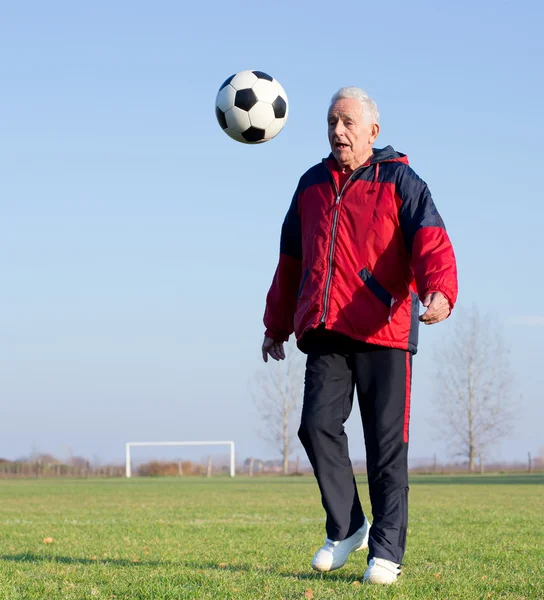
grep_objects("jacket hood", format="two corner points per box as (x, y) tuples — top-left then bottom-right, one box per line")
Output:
(369, 145), (408, 164)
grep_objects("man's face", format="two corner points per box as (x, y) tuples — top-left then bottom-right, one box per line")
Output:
(327, 98), (379, 172)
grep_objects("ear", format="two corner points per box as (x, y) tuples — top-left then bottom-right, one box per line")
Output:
(369, 123), (380, 143)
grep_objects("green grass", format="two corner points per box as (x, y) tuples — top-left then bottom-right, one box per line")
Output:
(0, 474), (543, 599)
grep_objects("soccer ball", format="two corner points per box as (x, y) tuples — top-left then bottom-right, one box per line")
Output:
(215, 70), (288, 144)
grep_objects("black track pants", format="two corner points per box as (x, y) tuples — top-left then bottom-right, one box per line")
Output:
(298, 331), (412, 564)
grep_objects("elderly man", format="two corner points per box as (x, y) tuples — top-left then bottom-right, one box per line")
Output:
(262, 87), (458, 584)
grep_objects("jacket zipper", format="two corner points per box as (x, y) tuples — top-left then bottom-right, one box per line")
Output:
(320, 162), (366, 324)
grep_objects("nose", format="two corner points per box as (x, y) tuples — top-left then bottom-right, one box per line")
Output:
(333, 120), (346, 137)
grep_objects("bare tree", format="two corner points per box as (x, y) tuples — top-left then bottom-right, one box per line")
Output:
(434, 306), (515, 471)
(252, 340), (305, 475)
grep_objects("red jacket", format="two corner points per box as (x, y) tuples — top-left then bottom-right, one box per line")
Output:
(264, 146), (458, 354)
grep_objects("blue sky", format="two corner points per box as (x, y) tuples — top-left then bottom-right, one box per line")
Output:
(1, 1), (543, 466)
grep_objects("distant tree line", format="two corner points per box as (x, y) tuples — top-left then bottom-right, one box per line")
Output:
(0, 455), (124, 478)
(0, 451), (542, 479)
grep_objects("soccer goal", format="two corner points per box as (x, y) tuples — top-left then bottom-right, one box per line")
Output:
(125, 440), (236, 478)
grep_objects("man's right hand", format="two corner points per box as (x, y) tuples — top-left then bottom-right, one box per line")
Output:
(261, 336), (286, 363)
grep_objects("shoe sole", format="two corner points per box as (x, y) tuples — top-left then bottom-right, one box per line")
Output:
(363, 568), (401, 584)
(364, 576), (398, 585)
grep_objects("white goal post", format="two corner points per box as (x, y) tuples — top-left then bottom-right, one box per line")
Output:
(125, 441), (235, 478)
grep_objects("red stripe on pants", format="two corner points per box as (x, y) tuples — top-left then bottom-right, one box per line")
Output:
(403, 353), (411, 443)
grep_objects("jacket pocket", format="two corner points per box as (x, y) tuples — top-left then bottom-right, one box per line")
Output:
(297, 268), (310, 300)
(358, 267), (395, 309)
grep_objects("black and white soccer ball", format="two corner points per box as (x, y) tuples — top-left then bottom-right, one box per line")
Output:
(215, 70), (288, 144)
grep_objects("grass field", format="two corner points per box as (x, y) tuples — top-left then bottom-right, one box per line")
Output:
(0, 474), (543, 599)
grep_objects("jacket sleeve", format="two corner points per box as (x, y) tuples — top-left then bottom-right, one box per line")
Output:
(397, 166), (458, 309)
(263, 185), (303, 342)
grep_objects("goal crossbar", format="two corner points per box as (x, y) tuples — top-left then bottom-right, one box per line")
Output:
(125, 441), (235, 478)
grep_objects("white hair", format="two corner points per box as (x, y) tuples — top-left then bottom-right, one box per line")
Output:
(329, 87), (380, 124)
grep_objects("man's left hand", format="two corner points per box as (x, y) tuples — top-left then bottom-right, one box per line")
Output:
(419, 291), (450, 325)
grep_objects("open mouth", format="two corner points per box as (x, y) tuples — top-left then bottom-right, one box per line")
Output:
(335, 142), (349, 150)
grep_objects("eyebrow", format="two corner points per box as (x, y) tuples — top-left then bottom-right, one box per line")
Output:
(327, 111), (358, 121)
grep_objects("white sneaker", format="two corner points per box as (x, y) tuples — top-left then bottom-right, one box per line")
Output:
(311, 518), (370, 572)
(363, 557), (401, 584)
